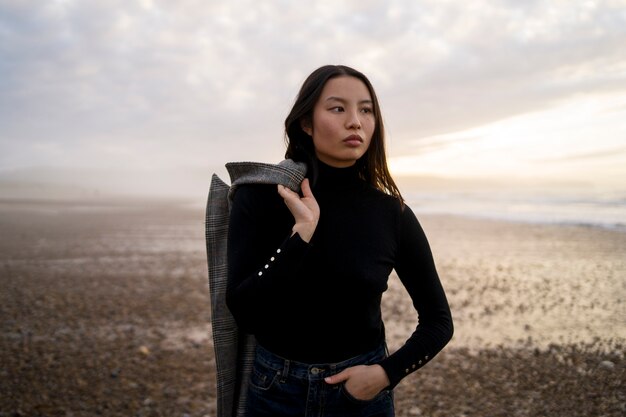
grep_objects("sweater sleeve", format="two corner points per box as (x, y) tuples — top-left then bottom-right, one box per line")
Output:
(378, 206), (453, 388)
(225, 184), (311, 333)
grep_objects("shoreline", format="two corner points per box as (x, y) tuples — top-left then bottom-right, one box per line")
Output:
(414, 209), (626, 233)
(2, 195), (625, 233)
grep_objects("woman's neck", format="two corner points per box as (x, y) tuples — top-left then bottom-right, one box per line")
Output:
(314, 159), (360, 190)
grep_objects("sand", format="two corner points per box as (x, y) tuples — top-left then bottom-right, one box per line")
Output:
(0, 199), (624, 417)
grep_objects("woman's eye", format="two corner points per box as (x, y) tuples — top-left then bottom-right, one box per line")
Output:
(330, 106), (344, 112)
(361, 107), (373, 114)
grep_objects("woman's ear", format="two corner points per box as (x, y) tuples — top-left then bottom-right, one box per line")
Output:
(300, 118), (313, 136)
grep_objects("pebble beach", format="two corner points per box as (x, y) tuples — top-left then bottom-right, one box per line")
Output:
(1, 199), (624, 416)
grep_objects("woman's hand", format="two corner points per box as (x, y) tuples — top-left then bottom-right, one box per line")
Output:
(277, 178), (320, 243)
(324, 364), (390, 401)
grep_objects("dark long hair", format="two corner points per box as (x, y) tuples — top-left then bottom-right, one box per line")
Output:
(284, 65), (403, 203)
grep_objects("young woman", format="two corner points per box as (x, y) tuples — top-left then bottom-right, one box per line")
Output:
(226, 65), (453, 417)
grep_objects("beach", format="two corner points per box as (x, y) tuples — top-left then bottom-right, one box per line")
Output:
(1, 199), (624, 417)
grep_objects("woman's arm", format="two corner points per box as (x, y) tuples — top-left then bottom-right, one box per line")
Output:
(379, 205), (454, 388)
(225, 182), (314, 332)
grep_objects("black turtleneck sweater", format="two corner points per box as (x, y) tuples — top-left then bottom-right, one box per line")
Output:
(226, 162), (453, 388)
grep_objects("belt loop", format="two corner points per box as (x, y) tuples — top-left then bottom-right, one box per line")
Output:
(280, 359), (289, 383)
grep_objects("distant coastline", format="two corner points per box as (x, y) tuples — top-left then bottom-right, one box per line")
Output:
(2, 165), (624, 232)
(405, 188), (626, 232)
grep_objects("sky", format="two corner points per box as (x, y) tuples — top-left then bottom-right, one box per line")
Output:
(1, 0), (625, 199)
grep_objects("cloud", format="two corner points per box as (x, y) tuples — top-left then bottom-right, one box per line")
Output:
(390, 90), (626, 189)
(535, 145), (626, 162)
(1, 0), (625, 197)
(380, 0), (626, 144)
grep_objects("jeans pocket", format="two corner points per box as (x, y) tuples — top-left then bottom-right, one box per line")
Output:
(339, 383), (390, 405)
(249, 361), (280, 391)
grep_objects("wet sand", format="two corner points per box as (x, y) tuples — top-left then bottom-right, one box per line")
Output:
(1, 199), (624, 416)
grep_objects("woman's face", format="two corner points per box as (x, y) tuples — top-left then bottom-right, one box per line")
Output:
(302, 76), (375, 168)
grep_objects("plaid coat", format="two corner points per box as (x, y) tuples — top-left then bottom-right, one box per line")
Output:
(205, 160), (307, 417)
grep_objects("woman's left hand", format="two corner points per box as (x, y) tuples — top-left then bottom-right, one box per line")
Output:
(324, 364), (390, 401)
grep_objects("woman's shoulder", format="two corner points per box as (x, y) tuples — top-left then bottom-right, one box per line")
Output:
(231, 183), (284, 211)
(363, 182), (404, 209)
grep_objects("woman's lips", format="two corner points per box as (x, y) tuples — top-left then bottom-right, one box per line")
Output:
(343, 135), (363, 147)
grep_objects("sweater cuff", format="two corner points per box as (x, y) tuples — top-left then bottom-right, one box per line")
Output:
(378, 345), (432, 389)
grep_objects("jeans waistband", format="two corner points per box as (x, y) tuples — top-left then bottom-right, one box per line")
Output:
(254, 343), (387, 381)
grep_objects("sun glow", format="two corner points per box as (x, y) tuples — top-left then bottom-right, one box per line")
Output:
(390, 93), (626, 188)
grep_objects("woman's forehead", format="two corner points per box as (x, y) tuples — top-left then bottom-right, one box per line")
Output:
(319, 76), (372, 102)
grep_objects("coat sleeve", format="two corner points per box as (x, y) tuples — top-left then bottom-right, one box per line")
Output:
(378, 205), (453, 388)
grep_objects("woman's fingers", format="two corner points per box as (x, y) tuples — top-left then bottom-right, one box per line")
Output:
(276, 184), (293, 198)
(277, 180), (316, 210)
(300, 178), (313, 198)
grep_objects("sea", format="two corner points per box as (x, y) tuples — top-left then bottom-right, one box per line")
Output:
(3, 185), (624, 233)
(403, 188), (626, 232)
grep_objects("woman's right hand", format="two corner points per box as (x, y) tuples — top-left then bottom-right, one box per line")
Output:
(277, 178), (320, 243)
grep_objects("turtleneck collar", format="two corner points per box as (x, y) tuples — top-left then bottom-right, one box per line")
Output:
(313, 160), (361, 191)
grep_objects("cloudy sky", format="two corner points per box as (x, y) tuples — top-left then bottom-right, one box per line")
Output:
(1, 0), (625, 199)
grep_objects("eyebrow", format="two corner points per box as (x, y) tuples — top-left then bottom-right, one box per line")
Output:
(324, 96), (373, 105)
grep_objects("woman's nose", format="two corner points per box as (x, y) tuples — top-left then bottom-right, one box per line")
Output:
(346, 111), (361, 129)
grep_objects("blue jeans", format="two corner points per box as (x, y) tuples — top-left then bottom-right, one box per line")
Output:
(245, 343), (395, 417)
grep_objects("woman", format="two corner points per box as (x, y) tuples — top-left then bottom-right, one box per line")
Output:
(226, 65), (453, 417)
